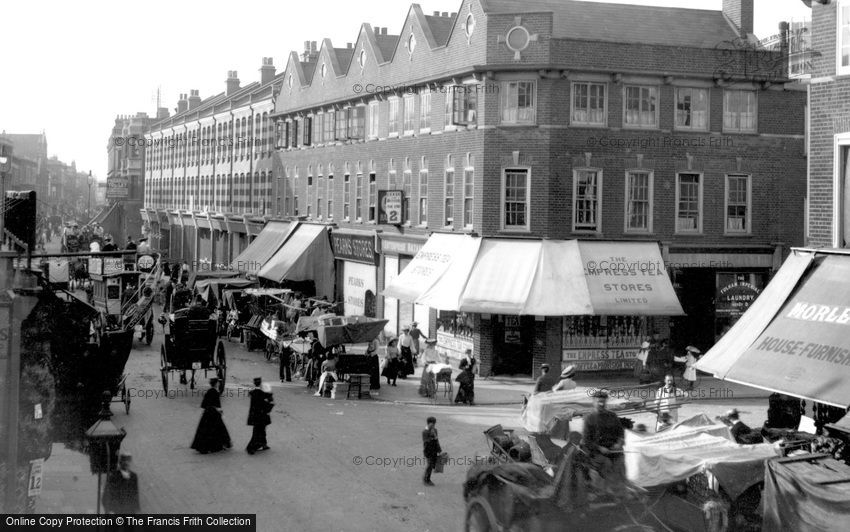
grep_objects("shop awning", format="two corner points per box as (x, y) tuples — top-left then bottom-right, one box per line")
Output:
(384, 236), (683, 315)
(382, 233), (482, 309)
(695, 250), (850, 408)
(90, 203), (116, 225)
(230, 220), (295, 276)
(257, 224), (334, 299)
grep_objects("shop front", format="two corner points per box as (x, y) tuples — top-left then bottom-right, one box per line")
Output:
(666, 248), (778, 352)
(331, 230), (378, 317)
(384, 235), (684, 375)
(696, 248), (850, 411)
(380, 234), (432, 339)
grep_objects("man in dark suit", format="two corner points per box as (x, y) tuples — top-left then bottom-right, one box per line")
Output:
(422, 416), (442, 486)
(102, 451), (140, 514)
(582, 390), (626, 492)
(246, 378), (273, 454)
(532, 364), (555, 394)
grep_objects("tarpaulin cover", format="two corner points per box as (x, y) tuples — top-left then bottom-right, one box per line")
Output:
(699, 252), (850, 408)
(258, 224), (334, 300)
(762, 456), (850, 532)
(295, 315), (388, 346)
(231, 220), (295, 276)
(624, 419), (775, 495)
(187, 270), (241, 290)
(194, 278), (255, 303)
(520, 389), (629, 433)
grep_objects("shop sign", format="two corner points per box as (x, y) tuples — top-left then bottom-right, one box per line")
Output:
(28, 459), (44, 496)
(378, 190), (403, 225)
(137, 254), (155, 272)
(106, 176), (129, 198)
(343, 261), (377, 316)
(437, 331), (474, 361)
(331, 233), (377, 265)
(88, 257), (124, 275)
(562, 349), (640, 362)
(381, 237), (424, 257)
(569, 360), (634, 371)
(716, 276), (762, 316)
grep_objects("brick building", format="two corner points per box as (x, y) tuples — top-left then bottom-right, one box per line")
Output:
(102, 112), (153, 243)
(141, 58), (282, 267)
(805, 0), (850, 249)
(263, 0), (807, 377)
(0, 132), (48, 208)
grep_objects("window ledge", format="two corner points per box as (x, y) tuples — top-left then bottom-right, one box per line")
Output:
(622, 125), (660, 131)
(674, 231), (704, 236)
(569, 123), (608, 129)
(498, 123), (537, 128)
(499, 228), (531, 234)
(723, 232), (754, 237)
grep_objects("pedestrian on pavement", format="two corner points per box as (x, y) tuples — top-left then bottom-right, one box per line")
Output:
(409, 321), (423, 357)
(279, 343), (294, 383)
(398, 326), (415, 378)
(532, 364), (554, 395)
(656, 374), (684, 430)
(674, 346), (700, 391)
(422, 416), (442, 486)
(191, 378), (232, 454)
(381, 338), (400, 386)
(634, 341), (651, 381)
(461, 348), (477, 376)
(247, 378), (273, 454)
(366, 336), (381, 391)
(102, 451), (140, 514)
(454, 361), (475, 405)
(552, 365), (578, 392)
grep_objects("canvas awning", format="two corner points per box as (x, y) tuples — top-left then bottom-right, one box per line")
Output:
(382, 233), (481, 309)
(695, 249), (850, 408)
(384, 235), (683, 316)
(230, 220), (296, 276)
(194, 278), (255, 303)
(257, 224), (334, 300)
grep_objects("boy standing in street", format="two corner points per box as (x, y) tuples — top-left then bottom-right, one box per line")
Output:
(422, 416), (442, 486)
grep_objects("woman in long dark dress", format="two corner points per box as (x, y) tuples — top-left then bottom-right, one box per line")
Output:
(454, 360), (475, 405)
(381, 339), (400, 386)
(366, 337), (381, 391)
(191, 378), (232, 454)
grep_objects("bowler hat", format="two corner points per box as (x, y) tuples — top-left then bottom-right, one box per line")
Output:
(540, 364), (550, 371)
(253, 377), (262, 386)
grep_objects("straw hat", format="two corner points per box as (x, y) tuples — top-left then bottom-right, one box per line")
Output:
(560, 365), (576, 379)
(686, 346), (701, 354)
(640, 341), (651, 349)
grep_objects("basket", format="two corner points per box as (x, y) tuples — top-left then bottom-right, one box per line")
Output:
(435, 452), (449, 473)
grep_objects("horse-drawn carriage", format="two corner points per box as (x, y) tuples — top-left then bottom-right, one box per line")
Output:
(160, 312), (227, 393)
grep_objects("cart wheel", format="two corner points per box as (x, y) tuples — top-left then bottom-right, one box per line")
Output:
(465, 501), (494, 532)
(145, 321), (154, 345)
(123, 384), (131, 414)
(216, 340), (227, 392)
(160, 345), (169, 394)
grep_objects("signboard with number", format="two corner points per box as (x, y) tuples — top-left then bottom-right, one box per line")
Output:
(378, 190), (403, 225)
(28, 459), (44, 496)
(137, 254), (155, 272)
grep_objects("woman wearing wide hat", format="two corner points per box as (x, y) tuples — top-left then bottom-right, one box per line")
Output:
(552, 365), (577, 392)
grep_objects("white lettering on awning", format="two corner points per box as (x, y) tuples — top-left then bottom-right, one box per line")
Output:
(786, 302), (850, 324)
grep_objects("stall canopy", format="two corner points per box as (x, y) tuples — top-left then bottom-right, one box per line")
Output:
(257, 224), (334, 300)
(230, 220), (295, 276)
(194, 278), (255, 304)
(383, 235), (683, 316)
(695, 250), (850, 408)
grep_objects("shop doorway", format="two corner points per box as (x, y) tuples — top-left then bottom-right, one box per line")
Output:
(492, 315), (535, 376)
(670, 268), (716, 353)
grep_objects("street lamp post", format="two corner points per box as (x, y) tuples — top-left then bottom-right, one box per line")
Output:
(87, 171), (94, 222)
(84, 391), (126, 515)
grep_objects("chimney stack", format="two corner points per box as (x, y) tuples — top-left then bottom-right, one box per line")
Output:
(382, 27), (387, 35)
(347, 42), (353, 49)
(433, 11), (439, 16)
(188, 89), (201, 110)
(176, 93), (188, 114)
(260, 57), (276, 85)
(226, 71), (240, 95)
(374, 26), (381, 37)
(156, 107), (170, 120)
(441, 12), (448, 17)
(722, 0), (754, 38)
(311, 41), (317, 53)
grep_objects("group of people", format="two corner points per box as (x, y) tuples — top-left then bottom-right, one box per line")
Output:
(633, 338), (702, 391)
(190, 376), (275, 456)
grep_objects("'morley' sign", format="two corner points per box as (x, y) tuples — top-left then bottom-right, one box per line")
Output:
(331, 233), (376, 265)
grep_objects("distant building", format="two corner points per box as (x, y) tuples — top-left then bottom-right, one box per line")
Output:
(142, 58), (282, 263)
(0, 132), (48, 204)
(101, 112), (154, 243)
